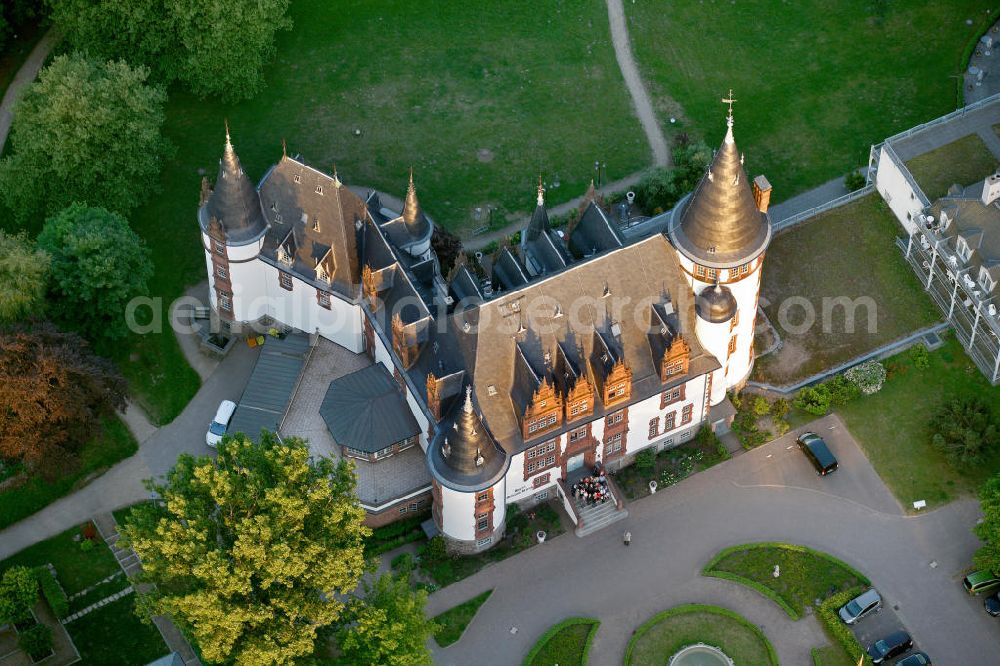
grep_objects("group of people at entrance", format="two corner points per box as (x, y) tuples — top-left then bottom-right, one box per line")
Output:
(571, 465), (610, 505)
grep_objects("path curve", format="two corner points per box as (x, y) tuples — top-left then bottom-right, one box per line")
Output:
(606, 0), (670, 167)
(0, 28), (59, 151)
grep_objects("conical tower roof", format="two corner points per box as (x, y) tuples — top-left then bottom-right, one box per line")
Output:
(204, 125), (267, 244)
(670, 111), (769, 267)
(401, 169), (431, 240)
(524, 176), (550, 244)
(427, 385), (509, 491)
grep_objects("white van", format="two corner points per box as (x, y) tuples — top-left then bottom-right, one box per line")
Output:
(206, 400), (237, 447)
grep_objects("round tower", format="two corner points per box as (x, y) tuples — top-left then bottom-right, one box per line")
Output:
(668, 101), (772, 401)
(426, 386), (510, 554)
(197, 125), (268, 320)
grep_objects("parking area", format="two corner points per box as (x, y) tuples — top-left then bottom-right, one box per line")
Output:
(848, 595), (923, 663)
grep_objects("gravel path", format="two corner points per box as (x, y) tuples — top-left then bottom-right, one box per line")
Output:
(0, 28), (59, 151)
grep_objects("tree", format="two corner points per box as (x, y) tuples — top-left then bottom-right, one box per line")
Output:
(120, 432), (370, 665)
(0, 232), (49, 323)
(0, 53), (169, 223)
(47, 0), (292, 102)
(431, 226), (464, 276)
(37, 204), (152, 342)
(0, 322), (126, 477)
(0, 566), (38, 625)
(793, 385), (831, 416)
(336, 573), (436, 666)
(930, 396), (999, 465)
(975, 474), (1000, 573)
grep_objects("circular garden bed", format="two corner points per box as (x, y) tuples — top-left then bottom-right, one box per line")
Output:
(624, 604), (777, 666)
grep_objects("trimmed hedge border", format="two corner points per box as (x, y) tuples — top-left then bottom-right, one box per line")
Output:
(817, 586), (873, 666)
(34, 566), (68, 619)
(702, 542), (870, 620)
(623, 604), (778, 666)
(521, 616), (599, 666)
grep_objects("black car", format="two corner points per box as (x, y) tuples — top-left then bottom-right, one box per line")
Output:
(797, 432), (838, 475)
(895, 653), (931, 666)
(986, 592), (1000, 617)
(867, 630), (912, 664)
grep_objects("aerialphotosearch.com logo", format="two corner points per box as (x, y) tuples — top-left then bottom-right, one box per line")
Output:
(763, 294), (878, 335)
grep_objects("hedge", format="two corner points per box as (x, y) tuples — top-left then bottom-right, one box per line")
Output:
(521, 616), (599, 666)
(34, 567), (68, 619)
(364, 510), (431, 558)
(623, 604), (779, 666)
(701, 542), (870, 620)
(816, 586), (873, 666)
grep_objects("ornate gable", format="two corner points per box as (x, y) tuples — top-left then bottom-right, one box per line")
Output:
(521, 377), (564, 440)
(564, 372), (594, 421)
(602, 358), (632, 407)
(661, 334), (690, 381)
(391, 313), (422, 369)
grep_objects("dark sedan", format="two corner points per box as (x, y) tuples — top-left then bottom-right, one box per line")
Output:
(866, 630), (912, 664)
(895, 652), (931, 666)
(986, 592), (1000, 617)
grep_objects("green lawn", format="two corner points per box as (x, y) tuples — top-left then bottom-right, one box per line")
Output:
(523, 618), (599, 666)
(625, 604), (778, 666)
(627, 0), (986, 200)
(754, 194), (940, 385)
(432, 589), (492, 647)
(906, 133), (998, 201)
(0, 416), (137, 529)
(813, 643), (856, 666)
(66, 595), (169, 665)
(837, 334), (1000, 508)
(702, 542), (869, 620)
(0, 525), (120, 598)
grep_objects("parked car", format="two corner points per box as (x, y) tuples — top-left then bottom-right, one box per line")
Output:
(838, 588), (881, 625)
(985, 592), (1000, 617)
(206, 400), (237, 447)
(866, 630), (912, 664)
(895, 652), (931, 666)
(796, 432), (838, 475)
(963, 570), (1000, 596)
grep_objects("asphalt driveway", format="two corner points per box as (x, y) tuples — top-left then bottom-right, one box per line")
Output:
(426, 414), (998, 666)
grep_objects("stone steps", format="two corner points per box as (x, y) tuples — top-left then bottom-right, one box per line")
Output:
(571, 487), (629, 537)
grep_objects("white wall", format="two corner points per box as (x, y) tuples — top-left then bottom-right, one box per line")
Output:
(875, 145), (924, 235)
(440, 477), (506, 543)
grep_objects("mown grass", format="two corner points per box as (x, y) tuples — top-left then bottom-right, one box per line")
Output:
(813, 643), (856, 666)
(626, 0), (987, 200)
(754, 194), (940, 385)
(66, 595), (168, 665)
(837, 333), (1000, 507)
(523, 618), (599, 666)
(0, 524), (120, 597)
(906, 133), (998, 200)
(0, 416), (138, 529)
(432, 589), (492, 647)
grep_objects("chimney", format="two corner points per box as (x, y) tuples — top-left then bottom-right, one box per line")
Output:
(981, 171), (1000, 207)
(752, 175), (772, 213)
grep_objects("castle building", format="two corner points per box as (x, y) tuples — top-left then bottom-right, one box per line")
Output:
(198, 109), (772, 552)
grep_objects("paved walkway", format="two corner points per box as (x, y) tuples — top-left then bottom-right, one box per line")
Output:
(0, 28), (58, 150)
(889, 96), (1000, 161)
(427, 414), (997, 665)
(965, 19), (1000, 104)
(606, 0), (669, 167)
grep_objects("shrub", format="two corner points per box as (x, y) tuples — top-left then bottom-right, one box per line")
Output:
(34, 568), (68, 620)
(17, 623), (52, 659)
(694, 426), (729, 462)
(817, 587), (873, 665)
(419, 536), (449, 564)
(750, 395), (771, 417)
(844, 360), (886, 395)
(825, 375), (861, 406)
(844, 169), (866, 192)
(79, 539), (95, 552)
(81, 521), (97, 540)
(908, 344), (930, 370)
(930, 397), (999, 464)
(0, 566), (38, 625)
(390, 552), (415, 578)
(771, 399), (790, 420)
(794, 385), (831, 416)
(634, 449), (656, 475)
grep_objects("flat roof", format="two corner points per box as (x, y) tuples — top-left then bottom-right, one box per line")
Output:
(228, 332), (312, 441)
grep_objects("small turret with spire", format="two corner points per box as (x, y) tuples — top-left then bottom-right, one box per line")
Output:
(428, 384), (508, 489)
(402, 168), (430, 239)
(200, 122), (267, 244)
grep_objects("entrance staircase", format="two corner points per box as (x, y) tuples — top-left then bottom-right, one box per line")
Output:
(563, 476), (629, 537)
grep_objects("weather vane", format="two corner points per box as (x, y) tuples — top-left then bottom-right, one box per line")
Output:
(721, 89), (737, 119)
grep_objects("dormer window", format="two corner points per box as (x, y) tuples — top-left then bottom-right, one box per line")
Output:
(957, 237), (972, 262)
(980, 267), (995, 293)
(277, 245), (293, 265)
(293, 174), (301, 184)
(312, 217), (320, 232)
(315, 185), (324, 195)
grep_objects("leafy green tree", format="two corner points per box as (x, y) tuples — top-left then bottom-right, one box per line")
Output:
(120, 432), (370, 666)
(930, 397), (999, 465)
(750, 395), (771, 417)
(37, 204), (152, 342)
(336, 573), (436, 666)
(47, 0), (292, 102)
(824, 375), (861, 406)
(975, 474), (1000, 573)
(0, 566), (38, 625)
(793, 385), (831, 416)
(0, 232), (49, 323)
(0, 53), (168, 224)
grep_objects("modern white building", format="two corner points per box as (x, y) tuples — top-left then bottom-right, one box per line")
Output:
(198, 111), (772, 551)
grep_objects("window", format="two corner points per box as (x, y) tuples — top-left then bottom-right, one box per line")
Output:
(534, 490), (549, 501)
(293, 174), (302, 184)
(279, 272), (293, 291)
(476, 491), (490, 502)
(731, 310), (740, 330)
(663, 360), (685, 378)
(476, 514), (489, 532)
(728, 336), (737, 355)
(681, 404), (693, 425)
(533, 473), (551, 488)
(526, 455), (556, 474)
(215, 264), (228, 280)
(569, 400), (589, 417)
(980, 267), (995, 292)
(607, 383), (626, 400)
(605, 432), (623, 455)
(664, 412), (676, 431)
(408, 502), (419, 511)
(219, 293), (232, 311)
(648, 417), (660, 439)
(957, 236), (972, 262)
(398, 506), (408, 514)
(694, 264), (718, 280)
(344, 446), (368, 459)
(374, 445), (393, 459)
(527, 413), (557, 434)
(526, 440), (556, 459)
(606, 410), (623, 427)
(213, 240), (225, 255)
(476, 536), (493, 547)
(317, 290), (331, 309)
(397, 435), (417, 451)
(315, 185), (324, 195)
(568, 426), (588, 443)
(660, 385), (685, 409)
(730, 263), (750, 280)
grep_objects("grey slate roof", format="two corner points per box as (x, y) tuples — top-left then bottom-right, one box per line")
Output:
(199, 133), (268, 245)
(352, 445), (432, 507)
(929, 184), (1000, 295)
(427, 386), (510, 492)
(568, 201), (624, 259)
(228, 333), (312, 441)
(320, 364), (421, 453)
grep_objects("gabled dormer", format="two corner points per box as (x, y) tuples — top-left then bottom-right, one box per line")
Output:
(512, 343), (563, 440)
(590, 329), (632, 407)
(555, 341), (593, 421)
(661, 334), (691, 382)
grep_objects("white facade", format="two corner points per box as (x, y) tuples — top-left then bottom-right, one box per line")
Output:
(873, 144), (927, 235)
